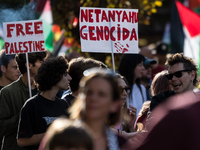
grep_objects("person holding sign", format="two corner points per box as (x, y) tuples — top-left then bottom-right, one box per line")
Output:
(0, 51), (47, 150)
(118, 54), (147, 117)
(17, 57), (71, 150)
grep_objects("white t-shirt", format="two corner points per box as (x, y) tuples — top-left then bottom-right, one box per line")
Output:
(127, 83), (147, 117)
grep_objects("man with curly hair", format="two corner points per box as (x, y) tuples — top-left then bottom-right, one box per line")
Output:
(0, 51), (48, 150)
(149, 53), (198, 112)
(17, 56), (71, 150)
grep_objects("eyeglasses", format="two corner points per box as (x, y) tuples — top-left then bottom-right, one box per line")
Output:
(119, 86), (131, 94)
(165, 70), (191, 80)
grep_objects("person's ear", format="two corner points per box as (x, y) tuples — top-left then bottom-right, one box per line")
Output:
(190, 70), (196, 81)
(25, 62), (33, 70)
(1, 65), (6, 73)
(110, 100), (121, 113)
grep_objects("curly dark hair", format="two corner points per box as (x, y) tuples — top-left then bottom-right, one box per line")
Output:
(68, 57), (107, 92)
(15, 51), (48, 74)
(165, 53), (198, 86)
(35, 56), (69, 91)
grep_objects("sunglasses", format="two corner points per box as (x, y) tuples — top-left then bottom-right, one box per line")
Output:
(165, 70), (191, 80)
(119, 86), (131, 94)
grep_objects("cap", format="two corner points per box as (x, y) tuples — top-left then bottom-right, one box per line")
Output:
(144, 57), (157, 65)
(156, 43), (169, 55)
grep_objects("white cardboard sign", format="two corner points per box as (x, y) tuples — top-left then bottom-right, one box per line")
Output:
(80, 7), (138, 53)
(3, 20), (45, 54)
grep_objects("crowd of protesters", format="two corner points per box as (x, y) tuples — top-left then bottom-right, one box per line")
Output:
(0, 41), (200, 150)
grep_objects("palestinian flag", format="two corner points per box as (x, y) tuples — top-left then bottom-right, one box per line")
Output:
(0, 37), (4, 50)
(38, 0), (53, 52)
(171, 1), (200, 71)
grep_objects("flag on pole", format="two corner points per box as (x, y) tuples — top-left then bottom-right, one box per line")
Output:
(173, 0), (200, 71)
(38, 0), (53, 52)
(0, 37), (4, 50)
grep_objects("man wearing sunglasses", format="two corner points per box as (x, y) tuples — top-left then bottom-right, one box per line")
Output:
(149, 53), (197, 112)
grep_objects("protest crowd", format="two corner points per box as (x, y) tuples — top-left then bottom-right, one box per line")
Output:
(1, 1), (200, 150)
(1, 41), (200, 150)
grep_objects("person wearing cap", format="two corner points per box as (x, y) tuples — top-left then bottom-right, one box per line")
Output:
(152, 42), (168, 78)
(141, 57), (157, 100)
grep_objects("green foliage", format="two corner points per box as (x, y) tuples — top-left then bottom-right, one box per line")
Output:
(51, 0), (163, 41)
(51, 0), (163, 68)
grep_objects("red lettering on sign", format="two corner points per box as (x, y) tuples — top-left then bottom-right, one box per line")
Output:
(14, 42), (19, 53)
(130, 28), (137, 41)
(28, 41), (33, 52)
(116, 11), (122, 22)
(122, 11), (129, 22)
(95, 9), (101, 22)
(7, 24), (15, 37)
(108, 10), (115, 22)
(18, 42), (23, 53)
(40, 41), (45, 51)
(122, 28), (129, 40)
(135, 12), (138, 23)
(23, 42), (28, 53)
(80, 25), (87, 40)
(81, 9), (88, 22)
(5, 42), (10, 53)
(16, 24), (25, 37)
(25, 22), (33, 35)
(89, 9), (94, 22)
(101, 10), (108, 22)
(110, 27), (115, 41)
(89, 26), (96, 41)
(117, 24), (121, 41)
(129, 12), (138, 23)
(129, 12), (134, 23)
(10, 43), (14, 54)
(34, 22), (43, 34)
(104, 26), (109, 41)
(96, 26), (104, 41)
(35, 41), (41, 51)
(33, 41), (35, 51)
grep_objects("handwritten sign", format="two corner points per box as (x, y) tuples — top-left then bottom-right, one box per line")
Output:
(80, 7), (138, 54)
(3, 20), (45, 54)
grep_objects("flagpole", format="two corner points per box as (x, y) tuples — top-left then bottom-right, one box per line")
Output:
(109, 20), (115, 73)
(111, 52), (115, 73)
(26, 53), (32, 98)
